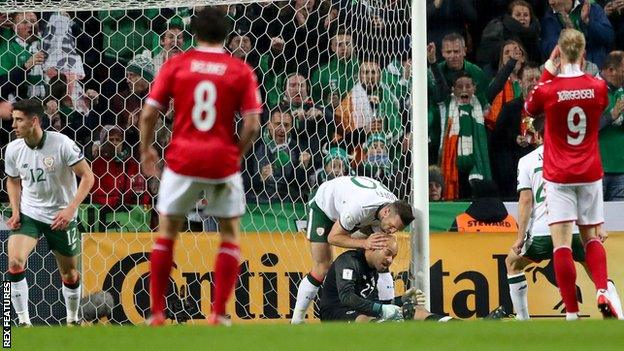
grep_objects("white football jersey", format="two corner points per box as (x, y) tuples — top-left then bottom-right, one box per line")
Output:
(517, 145), (579, 236)
(4, 131), (84, 224)
(312, 176), (397, 232)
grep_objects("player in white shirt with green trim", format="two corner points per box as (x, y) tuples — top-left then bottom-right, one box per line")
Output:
(4, 99), (94, 326)
(291, 176), (414, 324)
(505, 117), (623, 320)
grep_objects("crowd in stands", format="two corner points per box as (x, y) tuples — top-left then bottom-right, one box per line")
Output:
(1, 1), (624, 229)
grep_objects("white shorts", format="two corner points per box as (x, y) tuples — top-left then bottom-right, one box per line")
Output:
(545, 179), (604, 226)
(156, 168), (245, 218)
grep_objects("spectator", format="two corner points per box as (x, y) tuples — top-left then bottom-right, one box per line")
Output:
(429, 165), (444, 201)
(258, 36), (289, 109)
(310, 30), (359, 108)
(152, 25), (185, 72)
(246, 109), (312, 203)
(439, 73), (492, 200)
(491, 63), (540, 199)
(437, 33), (489, 104)
(227, 32), (259, 69)
(311, 145), (352, 188)
(280, 73), (333, 159)
(42, 73), (97, 147)
(484, 40), (526, 131)
(426, 42), (451, 163)
(103, 55), (155, 152)
(336, 0), (411, 66)
(426, 0), (478, 59)
(598, 51), (624, 201)
(91, 125), (150, 230)
(477, 0), (541, 67)
(334, 61), (402, 155)
(356, 133), (396, 189)
(541, 0), (613, 67)
(42, 12), (91, 114)
(449, 180), (518, 232)
(0, 12), (46, 100)
(604, 0), (624, 50)
(278, 0), (328, 75)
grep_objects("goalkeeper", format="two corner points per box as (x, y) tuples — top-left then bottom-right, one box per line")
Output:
(319, 235), (451, 322)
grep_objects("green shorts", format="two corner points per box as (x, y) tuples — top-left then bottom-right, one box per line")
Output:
(10, 213), (81, 257)
(521, 233), (585, 262)
(306, 201), (335, 243)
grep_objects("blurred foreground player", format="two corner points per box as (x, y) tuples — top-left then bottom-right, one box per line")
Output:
(140, 7), (262, 326)
(525, 29), (617, 319)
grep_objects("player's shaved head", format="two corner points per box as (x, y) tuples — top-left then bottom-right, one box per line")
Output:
(558, 29), (585, 63)
(191, 6), (230, 45)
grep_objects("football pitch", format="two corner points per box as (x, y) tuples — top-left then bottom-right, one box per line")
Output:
(9, 320), (624, 351)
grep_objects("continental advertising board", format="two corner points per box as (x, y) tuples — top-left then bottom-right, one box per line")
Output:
(82, 232), (624, 324)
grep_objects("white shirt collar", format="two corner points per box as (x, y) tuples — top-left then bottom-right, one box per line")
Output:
(195, 46), (225, 53)
(558, 63), (584, 77)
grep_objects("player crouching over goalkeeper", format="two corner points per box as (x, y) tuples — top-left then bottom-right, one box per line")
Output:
(319, 235), (452, 322)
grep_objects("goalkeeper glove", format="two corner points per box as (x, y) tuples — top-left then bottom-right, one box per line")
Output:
(380, 304), (403, 321)
(401, 288), (426, 306)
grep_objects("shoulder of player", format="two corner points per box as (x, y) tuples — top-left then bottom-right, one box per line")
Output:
(5, 138), (25, 153)
(46, 131), (73, 145)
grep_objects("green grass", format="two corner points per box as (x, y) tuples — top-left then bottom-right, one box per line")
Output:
(9, 320), (624, 351)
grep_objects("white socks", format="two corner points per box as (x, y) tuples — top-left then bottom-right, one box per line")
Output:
(507, 273), (529, 320)
(376, 272), (395, 301)
(291, 274), (321, 324)
(11, 278), (31, 325)
(62, 283), (81, 323)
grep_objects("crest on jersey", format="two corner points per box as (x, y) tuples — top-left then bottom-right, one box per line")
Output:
(43, 155), (55, 172)
(316, 227), (325, 236)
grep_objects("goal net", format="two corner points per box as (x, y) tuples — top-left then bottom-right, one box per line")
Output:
(0, 0), (415, 325)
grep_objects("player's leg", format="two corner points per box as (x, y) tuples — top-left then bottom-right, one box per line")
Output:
(551, 222), (578, 319)
(413, 305), (453, 322)
(53, 253), (81, 325)
(203, 174), (246, 325)
(292, 242), (332, 324)
(546, 182), (579, 320)
(292, 202), (334, 324)
(7, 232), (38, 326)
(505, 248), (533, 320)
(149, 214), (185, 324)
(150, 168), (201, 324)
(209, 216), (241, 325)
(577, 180), (616, 318)
(47, 220), (82, 325)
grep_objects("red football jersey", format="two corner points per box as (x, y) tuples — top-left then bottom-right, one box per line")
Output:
(524, 68), (608, 184)
(147, 47), (262, 180)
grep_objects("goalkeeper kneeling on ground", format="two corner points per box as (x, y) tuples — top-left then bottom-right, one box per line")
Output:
(319, 235), (452, 322)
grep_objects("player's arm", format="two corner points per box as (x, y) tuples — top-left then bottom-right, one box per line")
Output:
(68, 160), (95, 211)
(514, 189), (533, 254)
(327, 221), (387, 250)
(139, 103), (161, 177)
(238, 112), (260, 157)
(6, 176), (22, 229)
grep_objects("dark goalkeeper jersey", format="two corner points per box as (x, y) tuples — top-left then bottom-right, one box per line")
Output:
(320, 250), (382, 317)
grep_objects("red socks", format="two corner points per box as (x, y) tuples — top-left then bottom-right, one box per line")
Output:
(553, 246), (579, 313)
(585, 239), (608, 291)
(212, 242), (240, 316)
(150, 237), (174, 316)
